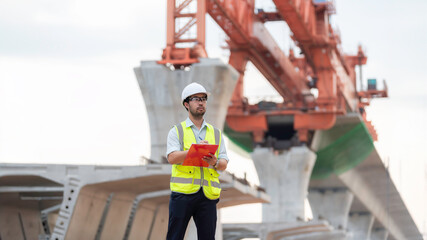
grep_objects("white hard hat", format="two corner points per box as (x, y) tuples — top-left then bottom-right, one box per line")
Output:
(181, 82), (209, 102)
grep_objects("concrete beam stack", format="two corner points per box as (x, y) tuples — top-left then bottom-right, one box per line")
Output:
(0, 163), (268, 240)
(223, 221), (333, 240)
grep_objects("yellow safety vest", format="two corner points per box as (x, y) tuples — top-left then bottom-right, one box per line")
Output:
(170, 121), (222, 200)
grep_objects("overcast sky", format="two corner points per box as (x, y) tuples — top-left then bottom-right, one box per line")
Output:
(1, 0), (426, 235)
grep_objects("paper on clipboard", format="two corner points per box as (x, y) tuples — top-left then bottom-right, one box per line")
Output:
(183, 144), (219, 167)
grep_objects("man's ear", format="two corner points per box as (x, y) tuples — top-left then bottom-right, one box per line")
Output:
(184, 102), (189, 111)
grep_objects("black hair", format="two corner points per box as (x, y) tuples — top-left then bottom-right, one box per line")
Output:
(183, 97), (190, 111)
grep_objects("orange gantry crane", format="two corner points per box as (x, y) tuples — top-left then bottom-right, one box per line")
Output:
(158, 0), (387, 146)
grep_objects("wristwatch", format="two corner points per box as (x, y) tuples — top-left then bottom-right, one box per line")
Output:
(214, 159), (219, 168)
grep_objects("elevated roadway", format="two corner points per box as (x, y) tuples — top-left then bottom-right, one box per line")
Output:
(310, 114), (422, 240)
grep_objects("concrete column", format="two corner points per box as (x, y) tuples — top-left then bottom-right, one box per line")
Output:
(308, 188), (354, 230)
(251, 146), (316, 222)
(134, 58), (238, 162)
(370, 228), (388, 240)
(347, 212), (374, 240)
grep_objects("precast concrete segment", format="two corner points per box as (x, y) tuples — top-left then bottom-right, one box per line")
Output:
(371, 228), (389, 240)
(280, 229), (349, 240)
(98, 192), (138, 240)
(251, 146), (316, 222)
(222, 221), (332, 240)
(134, 58), (238, 162)
(347, 212), (374, 240)
(265, 223), (332, 240)
(308, 188), (354, 230)
(41, 204), (61, 235)
(50, 165), (173, 240)
(0, 194), (44, 240)
(146, 204), (169, 240)
(222, 223), (260, 240)
(127, 200), (158, 240)
(0, 163), (269, 240)
(124, 190), (170, 239)
(0, 178), (62, 239)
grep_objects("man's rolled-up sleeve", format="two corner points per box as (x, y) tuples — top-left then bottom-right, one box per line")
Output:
(166, 127), (181, 158)
(218, 134), (229, 162)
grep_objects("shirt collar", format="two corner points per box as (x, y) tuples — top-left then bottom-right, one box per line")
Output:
(186, 117), (207, 130)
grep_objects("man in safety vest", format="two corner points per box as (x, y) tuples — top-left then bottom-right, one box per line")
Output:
(166, 82), (229, 240)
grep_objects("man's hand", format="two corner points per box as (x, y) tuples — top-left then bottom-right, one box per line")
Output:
(202, 153), (217, 167)
(199, 140), (209, 144)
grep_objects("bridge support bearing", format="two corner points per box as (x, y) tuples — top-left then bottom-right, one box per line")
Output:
(251, 146), (316, 223)
(347, 212), (374, 240)
(308, 188), (354, 231)
(134, 58), (238, 162)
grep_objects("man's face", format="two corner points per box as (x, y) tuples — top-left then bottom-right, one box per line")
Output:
(186, 93), (207, 118)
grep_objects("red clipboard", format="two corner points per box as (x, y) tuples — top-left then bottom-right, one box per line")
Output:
(183, 144), (219, 167)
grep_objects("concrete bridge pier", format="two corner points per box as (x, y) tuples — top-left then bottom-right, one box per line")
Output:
(252, 146), (316, 223)
(250, 146), (317, 239)
(347, 212), (374, 240)
(308, 188), (354, 239)
(134, 58), (238, 163)
(370, 228), (388, 240)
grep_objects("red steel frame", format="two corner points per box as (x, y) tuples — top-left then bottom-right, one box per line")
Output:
(159, 0), (387, 143)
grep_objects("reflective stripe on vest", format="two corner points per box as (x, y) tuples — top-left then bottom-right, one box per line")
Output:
(170, 177), (221, 188)
(170, 121), (222, 200)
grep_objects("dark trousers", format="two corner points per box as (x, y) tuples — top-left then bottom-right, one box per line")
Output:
(166, 189), (219, 240)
